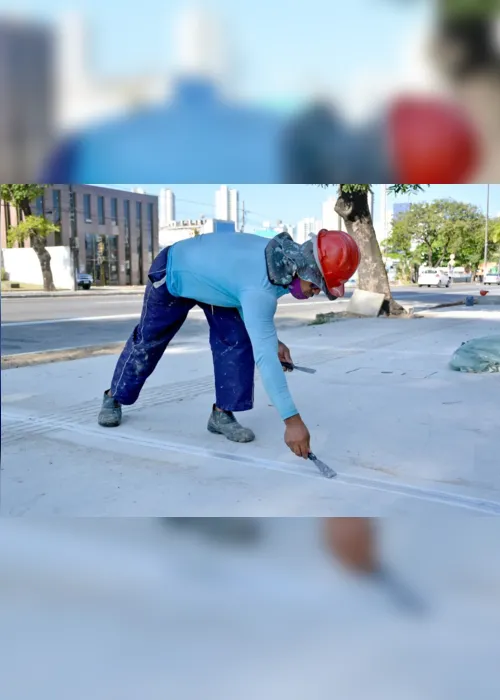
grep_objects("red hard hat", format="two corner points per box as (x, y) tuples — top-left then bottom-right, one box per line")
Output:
(313, 229), (360, 297)
(388, 96), (479, 183)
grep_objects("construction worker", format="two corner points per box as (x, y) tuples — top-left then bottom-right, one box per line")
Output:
(97, 230), (360, 458)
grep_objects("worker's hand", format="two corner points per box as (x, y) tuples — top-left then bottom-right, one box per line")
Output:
(284, 414), (311, 458)
(278, 341), (293, 371)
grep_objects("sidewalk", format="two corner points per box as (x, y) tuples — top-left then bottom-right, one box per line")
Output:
(2, 285), (146, 298)
(2, 309), (500, 516)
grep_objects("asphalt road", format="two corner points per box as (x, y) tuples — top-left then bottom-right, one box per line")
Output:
(1, 284), (497, 356)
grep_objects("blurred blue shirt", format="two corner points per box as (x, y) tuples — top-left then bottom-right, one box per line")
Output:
(167, 233), (297, 421)
(42, 79), (284, 183)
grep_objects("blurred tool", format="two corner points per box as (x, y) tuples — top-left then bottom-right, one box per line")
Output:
(308, 453), (337, 479)
(281, 361), (316, 374)
(162, 517), (262, 546)
(324, 518), (425, 613)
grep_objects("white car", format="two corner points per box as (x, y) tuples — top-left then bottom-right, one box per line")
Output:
(418, 268), (450, 288)
(484, 270), (500, 285)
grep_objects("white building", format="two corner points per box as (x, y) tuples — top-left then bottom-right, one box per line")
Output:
(159, 188), (176, 228)
(159, 218), (206, 248)
(215, 185), (239, 229)
(322, 197), (338, 230)
(296, 218), (322, 244)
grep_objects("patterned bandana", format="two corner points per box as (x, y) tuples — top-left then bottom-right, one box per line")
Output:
(265, 232), (335, 300)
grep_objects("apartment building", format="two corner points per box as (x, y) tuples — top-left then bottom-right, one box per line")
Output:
(1, 185), (158, 285)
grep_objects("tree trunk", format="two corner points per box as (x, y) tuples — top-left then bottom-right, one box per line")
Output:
(334, 188), (406, 316)
(19, 197), (56, 292)
(30, 234), (56, 291)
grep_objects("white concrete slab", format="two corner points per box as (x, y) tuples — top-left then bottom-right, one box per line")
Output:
(2, 315), (500, 516)
(347, 289), (385, 316)
(1, 519), (500, 700)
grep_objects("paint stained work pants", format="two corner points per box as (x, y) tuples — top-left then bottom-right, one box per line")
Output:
(110, 247), (255, 412)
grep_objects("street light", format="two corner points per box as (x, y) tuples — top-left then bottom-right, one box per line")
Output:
(483, 184), (490, 282)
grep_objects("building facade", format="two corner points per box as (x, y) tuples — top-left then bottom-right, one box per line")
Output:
(1, 185), (158, 286)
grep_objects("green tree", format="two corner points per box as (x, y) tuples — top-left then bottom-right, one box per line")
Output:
(317, 184), (428, 315)
(386, 198), (485, 271)
(0, 184), (58, 291)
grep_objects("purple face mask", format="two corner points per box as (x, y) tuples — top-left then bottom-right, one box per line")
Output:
(289, 277), (308, 299)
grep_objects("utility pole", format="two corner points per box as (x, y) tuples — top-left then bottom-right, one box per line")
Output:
(68, 184), (79, 291)
(240, 201), (246, 233)
(483, 183), (490, 282)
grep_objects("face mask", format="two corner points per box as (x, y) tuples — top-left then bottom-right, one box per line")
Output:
(289, 277), (308, 299)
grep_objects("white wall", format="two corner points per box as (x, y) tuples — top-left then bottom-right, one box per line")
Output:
(2, 246), (74, 289)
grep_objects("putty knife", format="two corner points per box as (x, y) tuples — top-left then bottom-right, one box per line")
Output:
(308, 452), (337, 479)
(281, 361), (316, 374)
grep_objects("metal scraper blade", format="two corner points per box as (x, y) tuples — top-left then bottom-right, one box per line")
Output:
(293, 364), (317, 374)
(281, 361), (316, 374)
(308, 453), (337, 479)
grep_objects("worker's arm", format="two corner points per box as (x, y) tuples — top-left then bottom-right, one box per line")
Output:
(240, 291), (311, 457)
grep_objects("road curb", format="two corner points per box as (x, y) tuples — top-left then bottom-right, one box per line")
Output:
(1, 342), (125, 370)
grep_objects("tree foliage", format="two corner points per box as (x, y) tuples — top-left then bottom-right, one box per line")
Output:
(0, 184), (46, 212)
(7, 215), (60, 247)
(1, 183), (57, 291)
(317, 184), (428, 196)
(384, 198), (498, 272)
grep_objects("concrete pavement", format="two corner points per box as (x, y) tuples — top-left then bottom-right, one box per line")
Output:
(2, 518), (500, 700)
(2, 307), (500, 516)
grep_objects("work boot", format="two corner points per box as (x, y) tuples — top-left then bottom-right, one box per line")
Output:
(98, 390), (122, 427)
(207, 405), (255, 443)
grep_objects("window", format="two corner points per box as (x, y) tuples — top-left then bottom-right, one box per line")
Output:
(52, 189), (61, 224)
(111, 198), (118, 225)
(35, 195), (45, 217)
(124, 200), (131, 284)
(136, 201), (143, 284)
(83, 194), (92, 222)
(147, 203), (155, 264)
(98, 196), (105, 225)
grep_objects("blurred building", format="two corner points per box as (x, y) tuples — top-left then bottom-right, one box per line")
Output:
(55, 13), (167, 131)
(0, 18), (55, 182)
(1, 185), (158, 286)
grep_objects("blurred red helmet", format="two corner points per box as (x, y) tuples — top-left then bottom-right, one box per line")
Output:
(388, 96), (479, 183)
(313, 229), (360, 297)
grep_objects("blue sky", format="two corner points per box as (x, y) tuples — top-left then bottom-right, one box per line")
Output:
(9, 0), (427, 101)
(102, 184), (499, 230)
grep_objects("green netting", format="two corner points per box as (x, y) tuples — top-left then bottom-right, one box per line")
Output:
(450, 335), (500, 373)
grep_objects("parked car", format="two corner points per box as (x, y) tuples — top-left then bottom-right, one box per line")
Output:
(484, 270), (500, 285)
(77, 273), (93, 290)
(418, 268), (450, 288)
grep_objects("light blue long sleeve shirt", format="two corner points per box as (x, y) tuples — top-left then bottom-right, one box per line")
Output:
(167, 233), (297, 420)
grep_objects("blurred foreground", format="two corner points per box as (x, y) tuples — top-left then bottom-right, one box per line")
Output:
(1, 517), (499, 699)
(1, 1), (499, 182)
